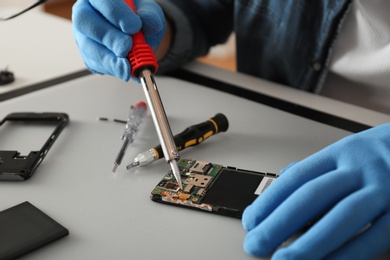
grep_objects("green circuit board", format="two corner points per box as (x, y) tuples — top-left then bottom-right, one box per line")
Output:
(151, 158), (278, 217)
(151, 159), (223, 208)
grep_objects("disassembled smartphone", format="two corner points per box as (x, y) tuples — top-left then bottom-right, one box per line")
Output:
(0, 112), (69, 181)
(151, 158), (278, 218)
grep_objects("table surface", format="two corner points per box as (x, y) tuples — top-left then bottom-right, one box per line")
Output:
(1, 68), (389, 259)
(0, 9), (85, 96)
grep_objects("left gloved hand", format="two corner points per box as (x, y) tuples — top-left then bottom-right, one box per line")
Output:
(242, 123), (390, 259)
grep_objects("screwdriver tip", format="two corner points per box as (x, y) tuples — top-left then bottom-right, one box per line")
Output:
(126, 162), (137, 170)
(112, 163), (119, 173)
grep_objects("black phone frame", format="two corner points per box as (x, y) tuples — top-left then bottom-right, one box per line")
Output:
(0, 112), (69, 181)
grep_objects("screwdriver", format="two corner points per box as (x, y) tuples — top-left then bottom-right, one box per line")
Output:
(124, 0), (182, 188)
(127, 113), (229, 169)
(112, 101), (147, 173)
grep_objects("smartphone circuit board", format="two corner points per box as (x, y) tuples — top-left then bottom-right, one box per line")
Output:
(151, 159), (278, 218)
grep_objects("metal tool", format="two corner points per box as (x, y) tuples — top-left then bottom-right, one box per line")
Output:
(127, 113), (229, 169)
(113, 101), (147, 172)
(124, 0), (182, 188)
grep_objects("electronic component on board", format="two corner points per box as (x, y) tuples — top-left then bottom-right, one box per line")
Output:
(151, 159), (278, 218)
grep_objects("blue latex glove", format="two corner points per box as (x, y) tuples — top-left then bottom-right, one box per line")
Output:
(242, 123), (390, 259)
(72, 0), (166, 81)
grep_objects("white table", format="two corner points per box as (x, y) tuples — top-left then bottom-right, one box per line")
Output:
(1, 66), (389, 259)
(0, 9), (86, 99)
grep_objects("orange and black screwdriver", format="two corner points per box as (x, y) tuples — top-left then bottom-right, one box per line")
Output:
(124, 0), (182, 188)
(126, 113), (229, 169)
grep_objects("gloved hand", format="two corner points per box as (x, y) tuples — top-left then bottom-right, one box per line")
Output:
(242, 123), (390, 259)
(72, 0), (166, 81)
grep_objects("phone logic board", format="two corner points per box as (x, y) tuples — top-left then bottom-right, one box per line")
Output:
(151, 159), (278, 218)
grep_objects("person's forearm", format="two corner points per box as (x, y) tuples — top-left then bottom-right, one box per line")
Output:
(155, 19), (172, 61)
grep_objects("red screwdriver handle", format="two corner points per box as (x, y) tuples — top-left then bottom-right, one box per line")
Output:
(124, 0), (159, 77)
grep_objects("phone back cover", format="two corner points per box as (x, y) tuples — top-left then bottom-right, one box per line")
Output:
(0, 201), (69, 259)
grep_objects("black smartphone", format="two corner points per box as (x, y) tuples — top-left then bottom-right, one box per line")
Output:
(151, 159), (278, 218)
(0, 112), (69, 181)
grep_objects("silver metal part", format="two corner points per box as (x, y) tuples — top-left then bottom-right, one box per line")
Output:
(183, 184), (194, 193)
(170, 160), (182, 189)
(126, 149), (157, 170)
(189, 160), (210, 174)
(197, 188), (205, 196)
(139, 69), (182, 188)
(184, 173), (211, 188)
(113, 164), (119, 173)
(126, 162), (138, 170)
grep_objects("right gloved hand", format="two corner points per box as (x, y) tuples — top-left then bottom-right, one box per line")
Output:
(72, 0), (166, 82)
(242, 123), (390, 259)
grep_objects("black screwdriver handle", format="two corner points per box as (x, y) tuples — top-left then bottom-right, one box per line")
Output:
(152, 113), (229, 159)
